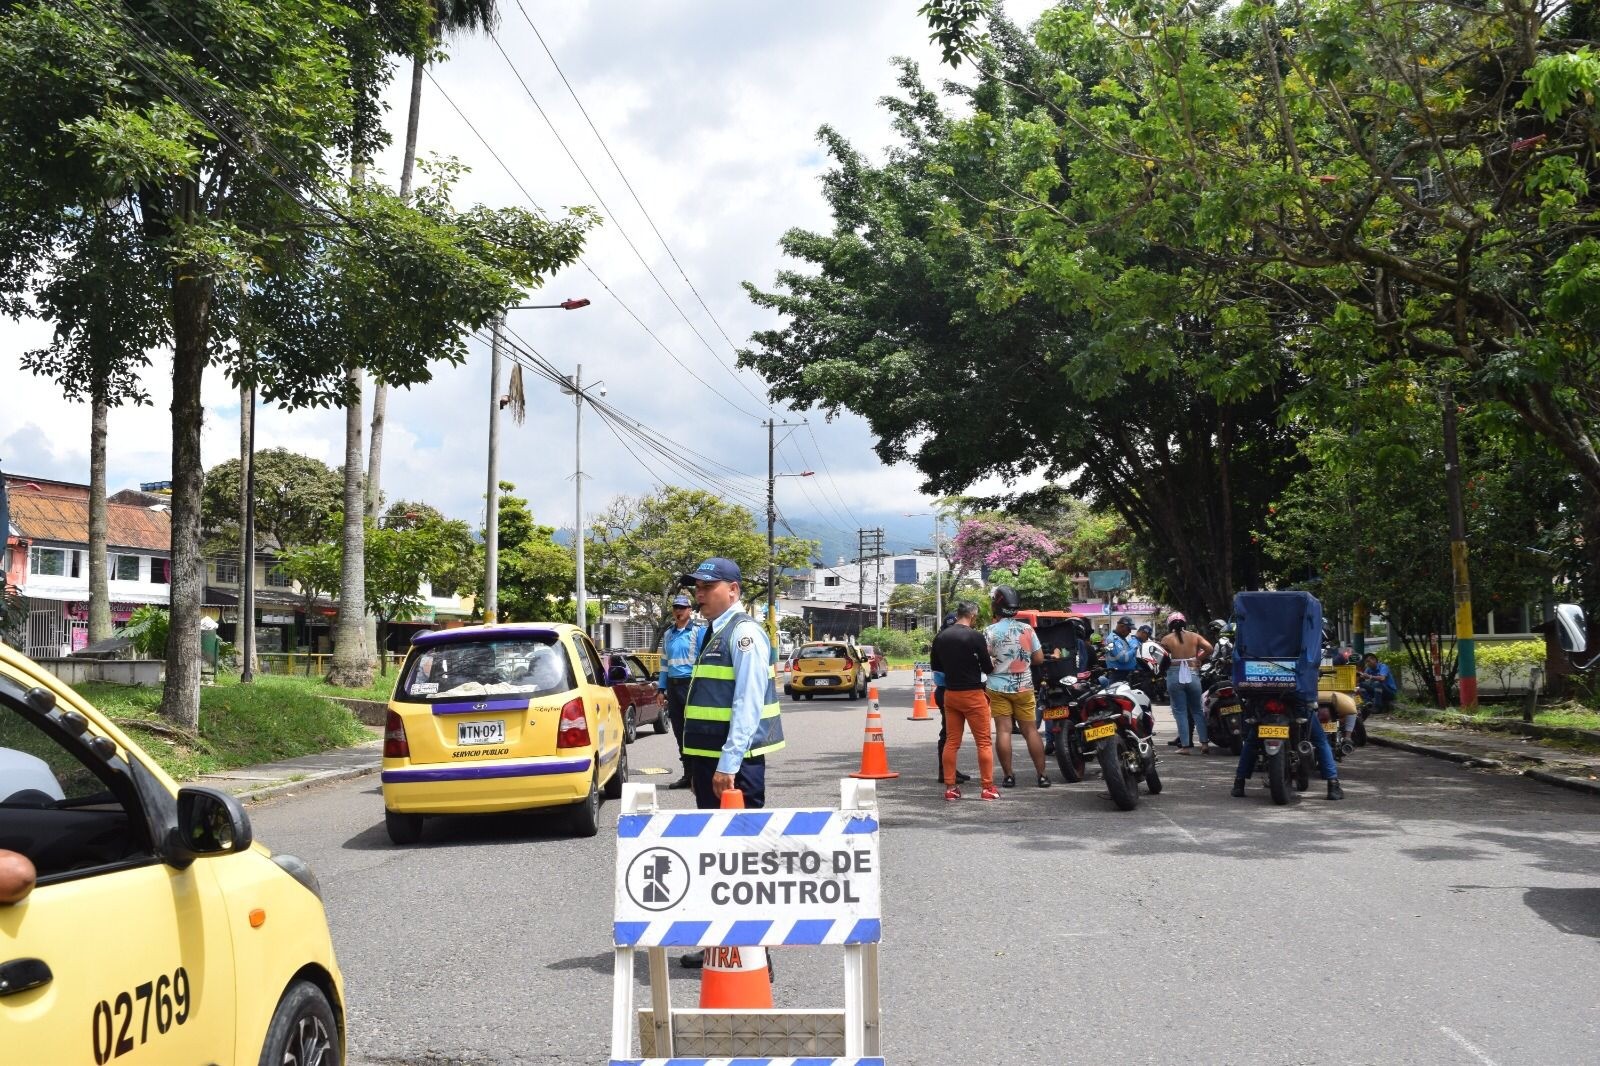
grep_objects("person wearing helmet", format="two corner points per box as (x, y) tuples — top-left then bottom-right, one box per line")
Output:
(1160, 611), (1214, 753)
(1104, 615), (1140, 682)
(984, 585), (1051, 788)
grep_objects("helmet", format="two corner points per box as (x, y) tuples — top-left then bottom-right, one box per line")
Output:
(1117, 616), (1134, 628)
(941, 613), (956, 630)
(1167, 611), (1187, 627)
(991, 585), (1020, 618)
(1136, 624), (1152, 637)
(1209, 618), (1227, 634)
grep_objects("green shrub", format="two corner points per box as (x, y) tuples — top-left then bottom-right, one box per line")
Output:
(859, 626), (914, 658)
(1475, 640), (1546, 694)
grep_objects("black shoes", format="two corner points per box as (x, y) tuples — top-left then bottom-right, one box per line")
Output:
(1002, 774), (1017, 788)
(667, 776), (692, 790)
(1327, 779), (1345, 801)
(679, 950), (704, 968)
(1231, 778), (1246, 798)
(1036, 774), (1051, 788)
(936, 770), (972, 784)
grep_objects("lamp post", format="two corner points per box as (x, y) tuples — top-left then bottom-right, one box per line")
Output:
(766, 459), (813, 647)
(485, 298), (590, 625)
(561, 363), (606, 636)
(903, 510), (946, 626)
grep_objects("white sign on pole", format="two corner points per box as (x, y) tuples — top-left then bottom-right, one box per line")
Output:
(613, 807), (881, 949)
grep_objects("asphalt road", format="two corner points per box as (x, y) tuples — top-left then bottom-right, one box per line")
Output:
(250, 671), (1600, 1066)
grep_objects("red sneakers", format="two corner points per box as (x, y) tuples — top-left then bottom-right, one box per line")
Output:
(944, 786), (962, 801)
(980, 786), (1001, 801)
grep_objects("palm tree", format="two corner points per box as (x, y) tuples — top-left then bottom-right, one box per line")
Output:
(365, 0), (500, 523)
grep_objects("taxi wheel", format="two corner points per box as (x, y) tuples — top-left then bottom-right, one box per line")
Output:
(804, 694), (814, 701)
(258, 980), (340, 1066)
(790, 691), (800, 701)
(623, 706), (638, 744)
(570, 770), (601, 837)
(384, 810), (425, 846)
(604, 740), (628, 801)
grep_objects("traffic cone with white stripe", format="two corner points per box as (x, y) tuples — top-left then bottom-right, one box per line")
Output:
(908, 667), (932, 722)
(850, 687), (900, 780)
(698, 786), (774, 1008)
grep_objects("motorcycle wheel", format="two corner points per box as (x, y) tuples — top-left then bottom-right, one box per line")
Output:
(1353, 717), (1368, 747)
(1142, 751), (1163, 794)
(1098, 736), (1139, 811)
(1267, 747), (1289, 805)
(1294, 751), (1310, 792)
(1055, 730), (1086, 783)
(1228, 732), (1243, 757)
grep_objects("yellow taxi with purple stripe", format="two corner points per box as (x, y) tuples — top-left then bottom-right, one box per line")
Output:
(380, 622), (627, 843)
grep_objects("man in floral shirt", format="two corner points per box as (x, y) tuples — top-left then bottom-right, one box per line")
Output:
(985, 585), (1050, 788)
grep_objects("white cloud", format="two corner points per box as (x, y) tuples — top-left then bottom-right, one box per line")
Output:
(0, 1), (1057, 552)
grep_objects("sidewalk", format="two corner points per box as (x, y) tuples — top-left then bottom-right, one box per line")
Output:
(187, 731), (383, 803)
(1367, 716), (1600, 797)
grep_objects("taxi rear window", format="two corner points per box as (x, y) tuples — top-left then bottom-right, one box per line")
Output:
(798, 645), (848, 659)
(399, 638), (576, 702)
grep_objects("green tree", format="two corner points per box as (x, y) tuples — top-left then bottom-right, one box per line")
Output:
(277, 534), (343, 632)
(202, 449), (345, 551)
(484, 484), (578, 623)
(587, 487), (816, 639)
(365, 514), (460, 673)
(0, 0), (592, 725)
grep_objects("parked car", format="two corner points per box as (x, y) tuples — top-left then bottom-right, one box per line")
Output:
(380, 622), (628, 842)
(785, 641), (870, 701)
(0, 642), (347, 1066)
(857, 644), (887, 680)
(605, 650), (667, 743)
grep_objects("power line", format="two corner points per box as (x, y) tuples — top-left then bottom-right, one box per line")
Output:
(480, 25), (772, 415)
(801, 422), (864, 529)
(421, 68), (766, 421)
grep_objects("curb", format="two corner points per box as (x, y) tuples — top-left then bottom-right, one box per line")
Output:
(1368, 732), (1600, 797)
(231, 762), (381, 804)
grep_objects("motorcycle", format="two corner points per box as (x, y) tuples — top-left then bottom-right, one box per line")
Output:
(1132, 639), (1168, 705)
(1045, 672), (1160, 810)
(1232, 590), (1324, 806)
(1204, 677), (1243, 755)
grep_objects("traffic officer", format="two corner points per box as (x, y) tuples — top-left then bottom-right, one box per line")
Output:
(656, 592), (703, 790)
(1104, 615), (1140, 681)
(676, 556), (785, 971)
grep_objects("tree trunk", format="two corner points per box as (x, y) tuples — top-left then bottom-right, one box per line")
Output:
(87, 388), (111, 646)
(161, 263), (211, 731)
(330, 362), (373, 687)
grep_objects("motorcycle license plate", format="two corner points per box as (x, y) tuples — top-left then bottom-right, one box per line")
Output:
(1257, 724), (1290, 739)
(1322, 721), (1338, 733)
(1042, 706), (1073, 720)
(1083, 722), (1117, 742)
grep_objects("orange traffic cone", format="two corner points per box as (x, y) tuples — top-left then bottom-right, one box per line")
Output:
(850, 688), (900, 780)
(908, 669), (932, 722)
(699, 784), (774, 1008)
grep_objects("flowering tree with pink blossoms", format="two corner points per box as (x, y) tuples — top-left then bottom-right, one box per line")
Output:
(952, 515), (1058, 574)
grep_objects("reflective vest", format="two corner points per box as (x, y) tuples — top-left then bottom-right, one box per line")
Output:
(682, 610), (785, 760)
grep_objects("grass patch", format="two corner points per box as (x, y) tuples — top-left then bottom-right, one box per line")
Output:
(74, 673), (370, 781)
(247, 670), (399, 704)
(1391, 700), (1600, 734)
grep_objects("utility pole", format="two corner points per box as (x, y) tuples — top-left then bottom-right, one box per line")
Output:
(933, 516), (943, 626)
(573, 362), (586, 634)
(856, 528), (884, 630)
(857, 529), (866, 639)
(484, 315), (503, 624)
(764, 420), (810, 648)
(1441, 381), (1478, 708)
(240, 382), (257, 682)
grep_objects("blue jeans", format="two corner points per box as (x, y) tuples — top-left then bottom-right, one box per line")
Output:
(1235, 701), (1338, 781)
(1167, 669), (1205, 746)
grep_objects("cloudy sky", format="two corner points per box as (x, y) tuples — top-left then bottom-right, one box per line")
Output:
(0, 1), (1051, 562)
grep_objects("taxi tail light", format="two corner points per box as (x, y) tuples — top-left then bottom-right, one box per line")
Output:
(556, 697), (591, 748)
(383, 710), (410, 758)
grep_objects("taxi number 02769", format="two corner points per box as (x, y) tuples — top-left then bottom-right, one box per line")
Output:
(91, 966), (190, 1064)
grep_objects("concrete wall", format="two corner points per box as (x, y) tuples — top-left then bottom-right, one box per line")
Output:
(31, 658), (163, 686)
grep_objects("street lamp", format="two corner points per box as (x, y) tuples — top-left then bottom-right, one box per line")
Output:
(485, 299), (590, 625)
(904, 510), (947, 625)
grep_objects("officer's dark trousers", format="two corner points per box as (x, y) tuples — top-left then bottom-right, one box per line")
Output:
(665, 677), (692, 774)
(690, 754), (766, 810)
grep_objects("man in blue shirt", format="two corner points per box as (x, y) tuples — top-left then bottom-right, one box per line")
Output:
(1358, 653), (1398, 713)
(657, 593), (703, 790)
(1104, 616), (1140, 681)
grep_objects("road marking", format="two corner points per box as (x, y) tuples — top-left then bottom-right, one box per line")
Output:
(1153, 809), (1199, 845)
(1438, 1024), (1499, 1066)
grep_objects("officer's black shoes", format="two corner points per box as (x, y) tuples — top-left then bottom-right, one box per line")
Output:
(1327, 779), (1345, 801)
(679, 950), (704, 969)
(1231, 778), (1246, 798)
(935, 770), (972, 784)
(667, 776), (692, 790)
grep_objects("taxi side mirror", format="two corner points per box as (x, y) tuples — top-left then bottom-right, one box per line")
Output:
(167, 787), (254, 868)
(1554, 603), (1588, 655)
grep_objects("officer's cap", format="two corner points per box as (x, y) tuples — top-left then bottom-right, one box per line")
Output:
(680, 557), (741, 586)
(671, 594), (692, 607)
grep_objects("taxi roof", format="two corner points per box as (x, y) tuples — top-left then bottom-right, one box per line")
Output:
(411, 622), (575, 648)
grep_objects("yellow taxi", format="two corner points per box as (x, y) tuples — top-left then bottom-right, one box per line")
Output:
(380, 622), (627, 843)
(0, 642), (346, 1065)
(785, 641), (870, 701)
